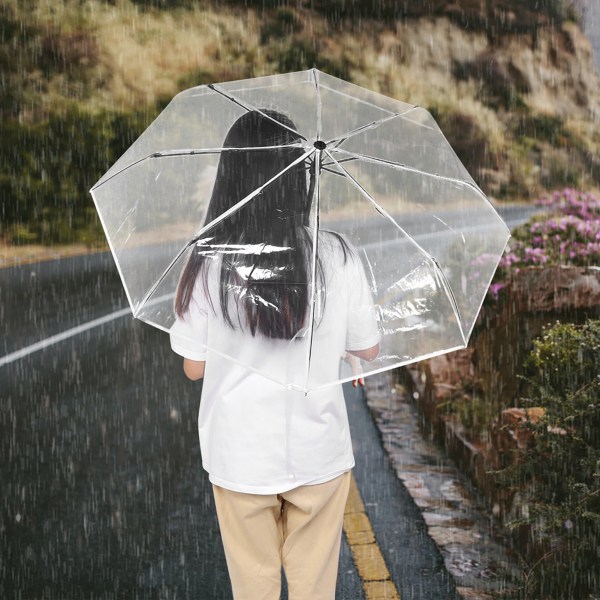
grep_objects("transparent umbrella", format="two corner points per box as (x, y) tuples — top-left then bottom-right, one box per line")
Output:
(90, 68), (510, 392)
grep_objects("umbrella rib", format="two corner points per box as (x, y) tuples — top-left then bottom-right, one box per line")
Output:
(90, 144), (304, 191)
(150, 144), (305, 157)
(321, 166), (346, 177)
(301, 158), (354, 171)
(321, 156), (358, 168)
(133, 148), (315, 318)
(324, 149), (467, 346)
(209, 83), (308, 142)
(308, 344), (468, 391)
(89, 154), (153, 191)
(332, 148), (510, 225)
(317, 83), (438, 136)
(316, 82), (400, 116)
(331, 148), (510, 233)
(331, 147), (485, 197)
(326, 110), (414, 149)
(209, 71), (313, 98)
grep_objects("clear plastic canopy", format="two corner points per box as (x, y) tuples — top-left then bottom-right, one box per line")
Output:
(90, 69), (510, 392)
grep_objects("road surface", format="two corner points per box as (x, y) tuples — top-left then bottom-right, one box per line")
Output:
(0, 204), (534, 598)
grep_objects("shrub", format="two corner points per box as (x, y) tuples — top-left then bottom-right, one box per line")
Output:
(0, 107), (156, 245)
(508, 189), (600, 266)
(489, 189), (600, 300)
(271, 39), (349, 80)
(434, 109), (498, 174)
(496, 319), (600, 599)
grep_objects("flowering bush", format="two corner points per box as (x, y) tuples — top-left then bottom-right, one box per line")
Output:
(488, 189), (600, 300)
(506, 189), (600, 268)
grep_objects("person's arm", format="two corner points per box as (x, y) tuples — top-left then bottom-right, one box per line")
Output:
(183, 358), (206, 381)
(345, 345), (379, 388)
(171, 299), (208, 380)
(347, 343), (379, 362)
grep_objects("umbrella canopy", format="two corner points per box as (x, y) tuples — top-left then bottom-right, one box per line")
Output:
(90, 68), (510, 392)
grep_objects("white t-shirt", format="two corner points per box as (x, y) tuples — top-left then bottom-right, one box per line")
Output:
(170, 233), (380, 494)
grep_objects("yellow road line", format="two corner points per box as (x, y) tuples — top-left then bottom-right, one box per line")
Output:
(344, 473), (401, 600)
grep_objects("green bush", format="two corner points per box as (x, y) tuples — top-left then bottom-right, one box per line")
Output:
(0, 107), (156, 245)
(526, 321), (600, 398)
(271, 39), (349, 80)
(497, 319), (600, 599)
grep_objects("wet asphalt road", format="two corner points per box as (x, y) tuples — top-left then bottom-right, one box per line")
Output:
(0, 204), (535, 599)
(0, 259), (459, 599)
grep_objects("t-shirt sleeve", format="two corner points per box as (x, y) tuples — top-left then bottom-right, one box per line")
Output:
(345, 253), (381, 351)
(169, 292), (209, 361)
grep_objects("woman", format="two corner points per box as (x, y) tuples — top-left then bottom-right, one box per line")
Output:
(170, 110), (380, 600)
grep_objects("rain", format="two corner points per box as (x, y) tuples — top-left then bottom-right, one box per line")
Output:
(1, 1), (600, 599)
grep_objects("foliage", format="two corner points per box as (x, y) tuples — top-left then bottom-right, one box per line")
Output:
(0, 1), (101, 123)
(127, 0), (197, 8)
(488, 189), (600, 300)
(438, 386), (495, 439)
(0, 108), (155, 245)
(510, 189), (600, 265)
(222, 0), (582, 29)
(432, 107), (498, 175)
(270, 39), (350, 80)
(526, 320), (600, 394)
(496, 319), (600, 599)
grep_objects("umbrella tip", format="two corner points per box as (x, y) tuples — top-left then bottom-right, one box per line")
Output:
(313, 140), (327, 150)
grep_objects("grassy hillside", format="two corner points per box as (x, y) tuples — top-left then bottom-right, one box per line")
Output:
(1, 0), (599, 246)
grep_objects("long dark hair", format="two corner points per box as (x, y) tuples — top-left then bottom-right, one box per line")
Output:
(175, 109), (346, 339)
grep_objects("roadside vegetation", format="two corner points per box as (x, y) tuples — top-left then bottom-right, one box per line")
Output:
(497, 318), (600, 599)
(440, 187), (600, 598)
(489, 189), (600, 299)
(496, 194), (599, 597)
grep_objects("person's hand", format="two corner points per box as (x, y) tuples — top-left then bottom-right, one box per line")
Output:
(343, 352), (364, 388)
(183, 358), (206, 380)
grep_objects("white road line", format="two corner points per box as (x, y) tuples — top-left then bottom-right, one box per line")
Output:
(0, 307), (132, 368)
(1, 292), (179, 368)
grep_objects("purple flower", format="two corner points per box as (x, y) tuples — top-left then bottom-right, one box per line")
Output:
(488, 282), (506, 301)
(524, 246), (548, 264)
(470, 253), (498, 267)
(499, 252), (520, 268)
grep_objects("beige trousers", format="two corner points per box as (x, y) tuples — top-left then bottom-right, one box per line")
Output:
(212, 470), (352, 600)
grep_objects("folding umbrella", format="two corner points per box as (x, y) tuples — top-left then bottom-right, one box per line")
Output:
(90, 68), (510, 392)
